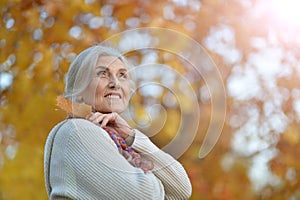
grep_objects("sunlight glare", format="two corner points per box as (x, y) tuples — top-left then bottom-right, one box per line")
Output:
(271, 0), (300, 26)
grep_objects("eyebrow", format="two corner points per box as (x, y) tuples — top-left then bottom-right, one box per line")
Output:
(95, 66), (128, 72)
(95, 66), (109, 71)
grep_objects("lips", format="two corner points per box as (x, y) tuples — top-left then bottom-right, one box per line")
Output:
(104, 93), (121, 99)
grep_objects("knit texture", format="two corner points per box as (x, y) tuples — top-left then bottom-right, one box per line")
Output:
(44, 118), (192, 200)
(104, 127), (154, 173)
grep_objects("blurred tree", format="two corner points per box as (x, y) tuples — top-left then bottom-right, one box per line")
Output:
(1, 0), (300, 199)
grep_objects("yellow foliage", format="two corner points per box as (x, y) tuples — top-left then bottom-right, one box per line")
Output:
(283, 126), (300, 145)
(1, 0), (299, 199)
(163, 109), (180, 138)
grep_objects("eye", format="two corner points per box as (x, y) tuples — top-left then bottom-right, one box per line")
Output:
(97, 70), (107, 77)
(119, 72), (128, 79)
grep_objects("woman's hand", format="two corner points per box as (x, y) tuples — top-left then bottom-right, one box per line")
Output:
(88, 112), (134, 140)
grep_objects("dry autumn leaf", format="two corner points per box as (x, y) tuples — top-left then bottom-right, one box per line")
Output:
(56, 96), (92, 118)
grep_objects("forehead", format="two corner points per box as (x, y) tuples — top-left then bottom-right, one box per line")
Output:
(96, 55), (127, 70)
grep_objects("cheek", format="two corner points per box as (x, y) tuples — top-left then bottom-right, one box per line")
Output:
(95, 78), (107, 92)
(95, 84), (107, 100)
(124, 83), (131, 99)
(94, 86), (105, 104)
(85, 80), (104, 100)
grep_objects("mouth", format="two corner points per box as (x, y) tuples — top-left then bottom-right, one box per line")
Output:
(104, 93), (122, 100)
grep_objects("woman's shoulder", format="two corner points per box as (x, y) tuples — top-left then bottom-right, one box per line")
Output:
(49, 118), (107, 140)
(62, 117), (93, 126)
(53, 118), (95, 130)
(51, 118), (117, 154)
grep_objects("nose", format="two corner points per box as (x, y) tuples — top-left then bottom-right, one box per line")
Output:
(108, 75), (120, 89)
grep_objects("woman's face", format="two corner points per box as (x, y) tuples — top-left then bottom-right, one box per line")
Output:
(81, 56), (131, 113)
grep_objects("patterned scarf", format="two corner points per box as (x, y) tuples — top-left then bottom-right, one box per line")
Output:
(104, 127), (154, 173)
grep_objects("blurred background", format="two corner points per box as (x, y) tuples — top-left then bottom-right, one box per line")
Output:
(1, 0), (300, 199)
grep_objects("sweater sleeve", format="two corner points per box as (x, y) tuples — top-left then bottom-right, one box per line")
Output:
(132, 129), (192, 200)
(46, 119), (165, 200)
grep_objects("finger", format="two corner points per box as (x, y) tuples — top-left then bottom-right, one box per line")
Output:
(110, 112), (118, 123)
(100, 116), (110, 127)
(89, 113), (105, 124)
(88, 112), (101, 121)
(94, 116), (106, 125)
(101, 113), (118, 127)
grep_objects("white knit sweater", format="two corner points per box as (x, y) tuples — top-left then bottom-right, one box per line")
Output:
(44, 118), (192, 199)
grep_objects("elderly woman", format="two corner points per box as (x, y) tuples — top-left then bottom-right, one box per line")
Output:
(44, 45), (192, 199)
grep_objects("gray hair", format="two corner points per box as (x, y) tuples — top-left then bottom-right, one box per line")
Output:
(64, 45), (132, 102)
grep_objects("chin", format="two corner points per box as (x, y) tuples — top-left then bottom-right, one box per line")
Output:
(99, 107), (126, 114)
(95, 102), (128, 113)
(112, 108), (126, 114)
